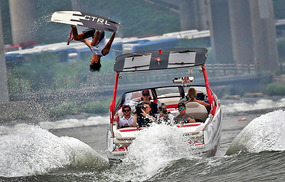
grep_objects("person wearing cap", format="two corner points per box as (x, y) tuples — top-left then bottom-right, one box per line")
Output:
(141, 89), (158, 115)
(174, 102), (196, 124)
(118, 105), (135, 128)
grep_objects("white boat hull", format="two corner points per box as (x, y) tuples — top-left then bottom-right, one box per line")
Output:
(106, 107), (222, 163)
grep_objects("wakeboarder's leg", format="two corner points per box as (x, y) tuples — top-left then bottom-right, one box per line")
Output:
(91, 30), (100, 46)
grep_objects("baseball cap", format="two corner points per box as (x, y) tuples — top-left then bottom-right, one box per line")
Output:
(177, 102), (185, 108)
(142, 89), (150, 96)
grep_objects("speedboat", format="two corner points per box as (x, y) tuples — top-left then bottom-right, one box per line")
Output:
(106, 48), (222, 163)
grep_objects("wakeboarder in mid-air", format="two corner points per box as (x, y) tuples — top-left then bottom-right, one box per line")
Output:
(68, 26), (117, 71)
(51, 11), (120, 71)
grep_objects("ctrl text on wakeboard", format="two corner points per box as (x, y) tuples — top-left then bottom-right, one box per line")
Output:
(82, 15), (111, 26)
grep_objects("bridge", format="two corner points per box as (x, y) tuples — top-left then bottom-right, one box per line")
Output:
(9, 73), (272, 103)
(9, 63), (273, 103)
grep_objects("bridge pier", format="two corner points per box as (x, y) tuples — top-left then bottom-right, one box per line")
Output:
(0, 5), (9, 103)
(229, 0), (254, 65)
(209, 0), (234, 64)
(162, 0), (209, 31)
(194, 0), (210, 30)
(249, 0), (279, 70)
(178, 0), (196, 30)
(9, 0), (38, 44)
(179, 0), (210, 31)
(210, 0), (279, 70)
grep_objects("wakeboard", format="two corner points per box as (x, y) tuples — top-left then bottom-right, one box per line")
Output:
(51, 11), (120, 32)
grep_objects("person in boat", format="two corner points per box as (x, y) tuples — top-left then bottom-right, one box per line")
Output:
(141, 89), (158, 115)
(156, 103), (174, 124)
(133, 102), (156, 127)
(183, 88), (210, 109)
(174, 102), (196, 124)
(118, 105), (135, 128)
(69, 26), (117, 72)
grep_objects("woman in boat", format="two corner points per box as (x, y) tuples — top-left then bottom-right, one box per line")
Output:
(133, 102), (156, 127)
(118, 105), (135, 128)
(141, 89), (158, 115)
(174, 102), (196, 124)
(184, 88), (210, 109)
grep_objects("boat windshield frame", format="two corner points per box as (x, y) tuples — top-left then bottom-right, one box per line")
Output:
(109, 48), (215, 125)
(114, 85), (208, 113)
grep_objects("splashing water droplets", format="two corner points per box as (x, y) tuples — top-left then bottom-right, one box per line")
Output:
(0, 125), (108, 177)
(227, 110), (285, 155)
(31, 14), (53, 33)
(105, 123), (201, 181)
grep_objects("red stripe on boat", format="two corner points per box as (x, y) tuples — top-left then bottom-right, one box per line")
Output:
(190, 143), (204, 146)
(177, 124), (201, 128)
(120, 128), (142, 132)
(166, 104), (178, 108)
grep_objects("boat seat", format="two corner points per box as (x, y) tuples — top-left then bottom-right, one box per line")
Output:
(158, 93), (181, 106)
(117, 109), (124, 118)
(185, 102), (208, 122)
(159, 97), (180, 106)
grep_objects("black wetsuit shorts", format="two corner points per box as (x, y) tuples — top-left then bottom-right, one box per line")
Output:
(82, 28), (105, 42)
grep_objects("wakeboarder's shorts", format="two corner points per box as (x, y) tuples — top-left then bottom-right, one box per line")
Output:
(83, 28), (96, 39)
(83, 28), (105, 42)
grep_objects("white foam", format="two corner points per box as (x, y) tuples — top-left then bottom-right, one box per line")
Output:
(39, 115), (109, 130)
(222, 98), (285, 113)
(226, 110), (285, 154)
(0, 125), (108, 177)
(105, 123), (201, 181)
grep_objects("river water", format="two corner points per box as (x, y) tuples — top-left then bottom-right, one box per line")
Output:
(1, 97), (285, 182)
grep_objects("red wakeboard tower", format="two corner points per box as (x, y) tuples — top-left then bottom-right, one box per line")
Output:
(109, 48), (216, 123)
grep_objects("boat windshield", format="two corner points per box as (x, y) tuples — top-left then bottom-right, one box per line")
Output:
(156, 87), (181, 99)
(116, 90), (154, 110)
(115, 85), (208, 112)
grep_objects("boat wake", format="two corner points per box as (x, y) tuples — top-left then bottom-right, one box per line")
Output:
(222, 98), (285, 114)
(226, 110), (285, 155)
(104, 123), (203, 181)
(39, 115), (109, 130)
(0, 125), (108, 178)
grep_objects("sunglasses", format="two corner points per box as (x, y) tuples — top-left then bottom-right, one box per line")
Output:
(123, 109), (130, 112)
(178, 107), (185, 111)
(142, 94), (150, 97)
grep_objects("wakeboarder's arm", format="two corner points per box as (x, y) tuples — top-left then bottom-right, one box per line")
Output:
(82, 39), (92, 50)
(102, 31), (116, 56)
